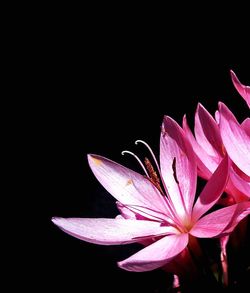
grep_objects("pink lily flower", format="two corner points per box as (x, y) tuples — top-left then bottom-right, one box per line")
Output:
(219, 102), (250, 192)
(52, 116), (250, 273)
(183, 102), (250, 201)
(230, 70), (250, 108)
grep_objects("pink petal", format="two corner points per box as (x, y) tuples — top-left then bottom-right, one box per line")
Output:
(161, 116), (197, 219)
(192, 155), (230, 221)
(219, 103), (250, 176)
(225, 174), (249, 203)
(116, 202), (170, 222)
(221, 201), (250, 235)
(190, 203), (249, 238)
(52, 217), (176, 245)
(242, 118), (250, 137)
(230, 168), (250, 198)
(215, 110), (220, 124)
(194, 103), (224, 158)
(88, 155), (171, 221)
(230, 70), (250, 108)
(183, 115), (217, 179)
(116, 202), (137, 219)
(118, 233), (188, 272)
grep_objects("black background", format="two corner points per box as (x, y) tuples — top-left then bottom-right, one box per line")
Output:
(34, 8), (250, 293)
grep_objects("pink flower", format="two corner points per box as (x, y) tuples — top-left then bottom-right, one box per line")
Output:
(52, 116), (250, 273)
(183, 102), (250, 201)
(230, 70), (250, 108)
(219, 102), (250, 176)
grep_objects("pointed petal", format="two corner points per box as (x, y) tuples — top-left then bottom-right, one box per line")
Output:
(190, 203), (250, 238)
(118, 233), (188, 272)
(52, 217), (176, 245)
(194, 103), (224, 158)
(221, 201), (250, 235)
(219, 103), (250, 176)
(215, 110), (220, 124)
(88, 154), (170, 220)
(230, 168), (250, 198)
(161, 116), (197, 218)
(230, 70), (250, 108)
(183, 115), (216, 179)
(192, 156), (230, 221)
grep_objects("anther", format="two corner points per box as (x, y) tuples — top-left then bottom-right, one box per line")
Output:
(135, 140), (161, 174)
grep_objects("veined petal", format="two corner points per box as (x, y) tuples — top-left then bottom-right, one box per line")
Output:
(194, 103), (224, 158)
(192, 156), (230, 221)
(230, 70), (250, 108)
(219, 103), (250, 176)
(242, 118), (250, 137)
(118, 233), (188, 272)
(183, 115), (217, 179)
(230, 168), (250, 198)
(52, 217), (176, 245)
(220, 201), (250, 235)
(190, 204), (248, 238)
(117, 202), (175, 223)
(88, 154), (170, 219)
(161, 116), (197, 218)
(116, 202), (138, 219)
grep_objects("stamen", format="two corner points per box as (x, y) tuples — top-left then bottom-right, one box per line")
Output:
(133, 140), (186, 229)
(144, 157), (163, 194)
(135, 139), (170, 196)
(121, 150), (149, 177)
(172, 157), (179, 184)
(135, 140), (161, 174)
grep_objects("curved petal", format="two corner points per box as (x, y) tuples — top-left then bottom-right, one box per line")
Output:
(183, 115), (216, 179)
(230, 168), (250, 198)
(225, 174), (249, 203)
(118, 233), (188, 272)
(52, 217), (176, 245)
(220, 201), (250, 235)
(194, 103), (224, 158)
(242, 118), (250, 137)
(116, 202), (138, 219)
(215, 110), (220, 124)
(190, 204), (239, 238)
(230, 70), (250, 108)
(161, 116), (197, 219)
(88, 154), (171, 220)
(219, 103), (250, 176)
(192, 155), (230, 221)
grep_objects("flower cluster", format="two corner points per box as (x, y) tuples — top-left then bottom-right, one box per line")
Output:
(52, 71), (249, 290)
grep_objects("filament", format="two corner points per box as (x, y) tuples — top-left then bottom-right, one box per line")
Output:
(135, 140), (161, 174)
(121, 150), (149, 177)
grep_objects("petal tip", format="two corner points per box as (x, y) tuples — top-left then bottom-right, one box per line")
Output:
(230, 69), (236, 76)
(51, 217), (63, 226)
(88, 154), (103, 166)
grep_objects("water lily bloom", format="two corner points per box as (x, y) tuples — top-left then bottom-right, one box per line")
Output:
(230, 70), (250, 108)
(183, 102), (250, 201)
(52, 116), (250, 273)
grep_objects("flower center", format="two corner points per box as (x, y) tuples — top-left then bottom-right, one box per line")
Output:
(122, 139), (185, 230)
